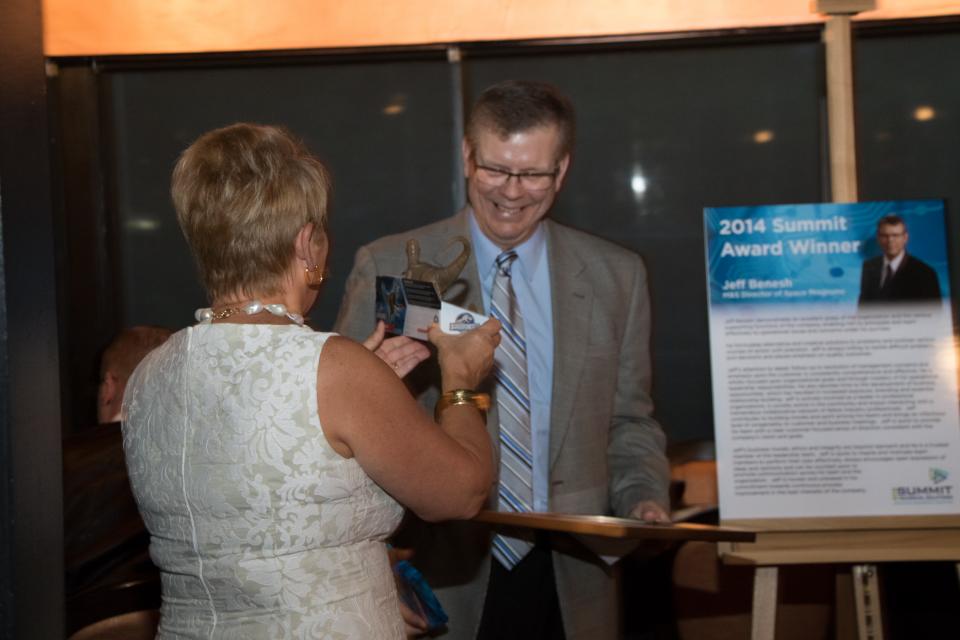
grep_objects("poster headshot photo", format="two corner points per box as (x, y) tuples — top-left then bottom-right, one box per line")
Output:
(858, 211), (945, 306)
(704, 200), (951, 310)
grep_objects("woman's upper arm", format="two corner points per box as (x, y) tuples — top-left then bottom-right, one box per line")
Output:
(316, 335), (489, 521)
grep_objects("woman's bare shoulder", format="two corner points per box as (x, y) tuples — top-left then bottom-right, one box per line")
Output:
(316, 334), (398, 394)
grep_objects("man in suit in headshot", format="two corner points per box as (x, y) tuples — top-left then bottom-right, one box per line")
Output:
(335, 80), (670, 640)
(858, 214), (942, 305)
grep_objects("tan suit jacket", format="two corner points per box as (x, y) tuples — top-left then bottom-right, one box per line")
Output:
(334, 209), (669, 639)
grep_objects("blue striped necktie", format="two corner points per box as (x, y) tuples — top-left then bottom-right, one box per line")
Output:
(489, 250), (534, 569)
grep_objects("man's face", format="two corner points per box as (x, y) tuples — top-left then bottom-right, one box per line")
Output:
(877, 222), (908, 260)
(97, 370), (119, 424)
(462, 124), (570, 250)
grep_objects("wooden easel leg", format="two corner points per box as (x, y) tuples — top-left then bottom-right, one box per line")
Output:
(852, 564), (884, 640)
(751, 566), (778, 640)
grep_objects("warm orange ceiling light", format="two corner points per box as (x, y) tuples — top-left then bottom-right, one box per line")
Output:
(42, 1), (960, 57)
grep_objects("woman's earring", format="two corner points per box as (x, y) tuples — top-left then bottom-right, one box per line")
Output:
(305, 264), (325, 287)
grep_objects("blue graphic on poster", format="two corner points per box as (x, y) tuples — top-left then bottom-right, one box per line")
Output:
(704, 200), (950, 307)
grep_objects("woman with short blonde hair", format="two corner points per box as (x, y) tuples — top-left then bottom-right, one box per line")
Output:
(172, 124), (331, 301)
(124, 123), (500, 639)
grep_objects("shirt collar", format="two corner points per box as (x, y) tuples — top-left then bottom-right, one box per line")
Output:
(885, 252), (906, 272)
(467, 208), (547, 284)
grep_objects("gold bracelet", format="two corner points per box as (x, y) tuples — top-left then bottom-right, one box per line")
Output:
(434, 389), (491, 421)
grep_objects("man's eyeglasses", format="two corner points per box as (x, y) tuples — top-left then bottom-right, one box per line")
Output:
(474, 163), (559, 191)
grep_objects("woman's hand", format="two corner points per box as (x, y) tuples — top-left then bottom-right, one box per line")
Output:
(388, 547), (429, 637)
(317, 333), (495, 521)
(400, 603), (428, 638)
(363, 321), (431, 378)
(428, 319), (501, 391)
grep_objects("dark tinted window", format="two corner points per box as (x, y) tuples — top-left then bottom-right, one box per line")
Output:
(107, 59), (456, 331)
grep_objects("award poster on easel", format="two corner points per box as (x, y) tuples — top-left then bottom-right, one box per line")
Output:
(704, 200), (960, 521)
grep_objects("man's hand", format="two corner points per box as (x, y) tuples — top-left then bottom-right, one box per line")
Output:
(363, 321), (431, 378)
(628, 500), (671, 523)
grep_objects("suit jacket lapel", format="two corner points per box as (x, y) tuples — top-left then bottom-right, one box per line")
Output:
(545, 221), (592, 469)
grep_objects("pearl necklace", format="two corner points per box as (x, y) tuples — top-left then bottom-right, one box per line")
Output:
(195, 300), (304, 326)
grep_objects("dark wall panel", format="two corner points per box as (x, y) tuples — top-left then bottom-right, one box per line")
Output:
(1, 0), (64, 635)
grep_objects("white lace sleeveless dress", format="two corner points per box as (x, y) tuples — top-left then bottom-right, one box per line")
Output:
(122, 324), (405, 639)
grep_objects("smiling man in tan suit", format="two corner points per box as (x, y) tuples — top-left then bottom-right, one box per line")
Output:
(335, 79), (669, 640)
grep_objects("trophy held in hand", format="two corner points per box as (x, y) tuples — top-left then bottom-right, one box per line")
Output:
(376, 236), (488, 339)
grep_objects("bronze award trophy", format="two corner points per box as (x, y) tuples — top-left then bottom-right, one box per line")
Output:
(375, 236), (488, 339)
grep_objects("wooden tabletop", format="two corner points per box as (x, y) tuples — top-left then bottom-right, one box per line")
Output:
(473, 510), (755, 543)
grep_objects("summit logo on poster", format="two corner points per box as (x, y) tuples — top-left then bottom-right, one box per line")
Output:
(892, 469), (953, 504)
